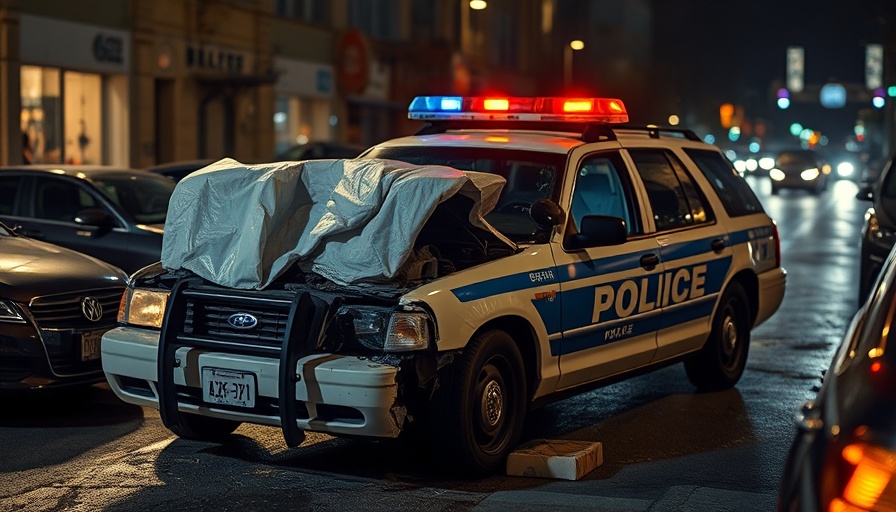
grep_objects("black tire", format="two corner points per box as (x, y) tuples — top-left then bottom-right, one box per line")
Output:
(168, 412), (241, 442)
(429, 329), (527, 476)
(684, 281), (751, 391)
(770, 185), (779, 195)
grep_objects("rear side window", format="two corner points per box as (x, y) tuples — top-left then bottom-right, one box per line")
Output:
(685, 148), (765, 217)
(629, 149), (712, 231)
(0, 175), (21, 215)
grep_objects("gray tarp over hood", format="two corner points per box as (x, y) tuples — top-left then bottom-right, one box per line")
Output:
(160, 158), (513, 289)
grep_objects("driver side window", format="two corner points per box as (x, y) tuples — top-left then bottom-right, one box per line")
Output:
(571, 153), (636, 235)
(33, 177), (97, 223)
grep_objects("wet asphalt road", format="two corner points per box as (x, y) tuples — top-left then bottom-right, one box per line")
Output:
(0, 177), (868, 511)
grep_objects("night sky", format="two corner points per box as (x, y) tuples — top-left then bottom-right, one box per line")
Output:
(649, 0), (895, 149)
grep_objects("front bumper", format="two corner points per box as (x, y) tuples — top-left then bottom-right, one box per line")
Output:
(102, 326), (405, 438)
(0, 322), (106, 391)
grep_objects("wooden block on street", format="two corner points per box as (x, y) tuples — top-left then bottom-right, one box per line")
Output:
(506, 438), (603, 480)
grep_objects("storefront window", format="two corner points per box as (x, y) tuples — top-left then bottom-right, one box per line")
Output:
(274, 94), (332, 158)
(64, 71), (103, 164)
(21, 66), (62, 164)
(21, 66), (104, 165)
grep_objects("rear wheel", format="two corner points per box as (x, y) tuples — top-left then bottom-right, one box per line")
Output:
(168, 413), (241, 442)
(429, 329), (527, 476)
(685, 281), (751, 391)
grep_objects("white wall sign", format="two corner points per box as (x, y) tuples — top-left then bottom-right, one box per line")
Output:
(20, 15), (131, 73)
(866, 44), (883, 90)
(786, 46), (804, 93)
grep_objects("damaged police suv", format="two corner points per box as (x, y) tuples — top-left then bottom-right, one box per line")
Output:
(102, 96), (786, 475)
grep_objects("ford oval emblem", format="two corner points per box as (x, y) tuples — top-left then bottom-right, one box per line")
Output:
(227, 313), (258, 329)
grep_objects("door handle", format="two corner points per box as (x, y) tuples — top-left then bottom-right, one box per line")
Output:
(711, 238), (726, 253)
(640, 254), (659, 270)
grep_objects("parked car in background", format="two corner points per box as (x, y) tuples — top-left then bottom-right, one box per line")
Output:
(778, 240), (896, 512)
(145, 159), (216, 182)
(769, 149), (832, 195)
(0, 221), (127, 390)
(275, 141), (365, 161)
(0, 165), (176, 274)
(857, 152), (896, 303)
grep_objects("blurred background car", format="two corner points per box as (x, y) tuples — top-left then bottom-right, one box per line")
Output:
(857, 152), (896, 303)
(274, 141), (365, 161)
(0, 221), (127, 391)
(821, 148), (867, 182)
(144, 158), (216, 182)
(778, 241), (896, 512)
(769, 149), (832, 195)
(0, 165), (176, 274)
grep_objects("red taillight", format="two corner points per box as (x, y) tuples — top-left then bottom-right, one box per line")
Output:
(773, 221), (781, 268)
(823, 442), (896, 512)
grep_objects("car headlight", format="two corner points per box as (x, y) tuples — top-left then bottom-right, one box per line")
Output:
(118, 288), (170, 328)
(838, 162), (855, 177)
(0, 300), (25, 323)
(340, 305), (431, 352)
(801, 168), (820, 181)
(769, 168), (785, 181)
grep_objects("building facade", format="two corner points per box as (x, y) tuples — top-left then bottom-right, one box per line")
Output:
(0, 0), (653, 168)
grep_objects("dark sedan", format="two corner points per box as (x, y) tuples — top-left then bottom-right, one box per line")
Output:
(0, 165), (176, 274)
(0, 222), (128, 390)
(778, 241), (896, 511)
(769, 149), (832, 195)
(145, 158), (217, 183)
(857, 152), (896, 304)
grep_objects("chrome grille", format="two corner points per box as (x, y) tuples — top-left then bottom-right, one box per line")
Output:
(28, 288), (124, 329)
(183, 290), (292, 350)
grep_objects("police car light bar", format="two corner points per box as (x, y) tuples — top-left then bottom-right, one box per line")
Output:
(408, 96), (629, 123)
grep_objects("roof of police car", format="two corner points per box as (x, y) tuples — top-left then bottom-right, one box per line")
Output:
(371, 130), (587, 154)
(371, 127), (714, 155)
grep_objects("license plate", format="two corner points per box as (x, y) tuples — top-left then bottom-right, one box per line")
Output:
(202, 368), (256, 408)
(81, 330), (103, 361)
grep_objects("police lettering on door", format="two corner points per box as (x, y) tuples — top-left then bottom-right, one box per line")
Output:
(593, 264), (709, 323)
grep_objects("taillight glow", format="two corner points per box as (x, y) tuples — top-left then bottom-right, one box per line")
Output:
(827, 443), (896, 512)
(773, 222), (782, 268)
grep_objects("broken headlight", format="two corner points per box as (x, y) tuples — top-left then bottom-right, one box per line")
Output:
(340, 305), (432, 352)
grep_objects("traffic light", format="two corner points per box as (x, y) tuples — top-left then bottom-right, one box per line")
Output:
(872, 88), (885, 109)
(720, 103), (734, 128)
(776, 88), (790, 109)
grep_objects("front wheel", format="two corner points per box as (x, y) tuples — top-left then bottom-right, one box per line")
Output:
(429, 329), (527, 476)
(684, 281), (751, 391)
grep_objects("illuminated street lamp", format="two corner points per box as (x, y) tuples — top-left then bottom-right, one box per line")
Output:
(564, 40), (584, 88)
(469, 0), (487, 9)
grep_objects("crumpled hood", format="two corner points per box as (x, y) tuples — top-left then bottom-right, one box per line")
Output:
(0, 237), (128, 302)
(161, 158), (514, 289)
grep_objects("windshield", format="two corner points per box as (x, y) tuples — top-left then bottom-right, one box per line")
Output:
(362, 146), (566, 242)
(91, 174), (177, 225)
(777, 151), (817, 167)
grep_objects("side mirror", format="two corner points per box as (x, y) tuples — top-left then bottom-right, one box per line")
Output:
(565, 215), (627, 250)
(856, 183), (874, 202)
(74, 208), (116, 228)
(530, 199), (564, 230)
